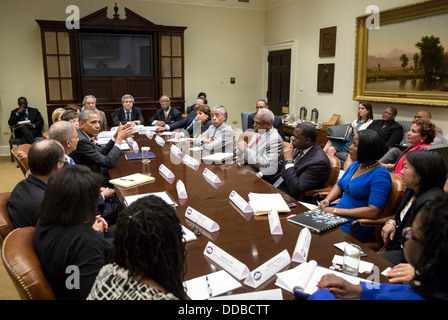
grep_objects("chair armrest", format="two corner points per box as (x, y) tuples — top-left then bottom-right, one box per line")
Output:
(357, 216), (392, 227)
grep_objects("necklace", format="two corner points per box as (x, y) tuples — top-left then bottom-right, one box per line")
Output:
(358, 161), (379, 172)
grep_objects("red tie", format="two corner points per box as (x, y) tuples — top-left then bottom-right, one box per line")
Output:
(252, 136), (261, 148)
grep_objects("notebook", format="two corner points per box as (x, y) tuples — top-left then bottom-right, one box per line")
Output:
(248, 193), (291, 215)
(327, 125), (352, 141)
(109, 173), (155, 189)
(287, 208), (349, 234)
(125, 152), (156, 160)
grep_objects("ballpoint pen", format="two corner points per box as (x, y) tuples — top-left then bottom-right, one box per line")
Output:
(205, 275), (212, 298)
(120, 178), (134, 181)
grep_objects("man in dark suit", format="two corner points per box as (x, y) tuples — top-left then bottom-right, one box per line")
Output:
(113, 94), (145, 126)
(155, 97), (206, 132)
(149, 95), (182, 126)
(247, 99), (285, 141)
(49, 120), (122, 224)
(259, 121), (330, 201)
(8, 97), (44, 144)
(70, 109), (135, 187)
(8, 139), (65, 228)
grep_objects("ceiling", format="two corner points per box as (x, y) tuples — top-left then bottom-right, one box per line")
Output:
(135, 0), (294, 11)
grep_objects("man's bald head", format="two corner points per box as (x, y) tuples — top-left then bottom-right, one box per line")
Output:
(414, 110), (432, 121)
(28, 139), (65, 176)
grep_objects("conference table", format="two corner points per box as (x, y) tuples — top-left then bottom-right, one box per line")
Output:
(108, 131), (393, 300)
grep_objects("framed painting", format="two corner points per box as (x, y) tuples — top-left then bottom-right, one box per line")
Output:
(317, 63), (335, 93)
(319, 26), (337, 57)
(353, 0), (448, 106)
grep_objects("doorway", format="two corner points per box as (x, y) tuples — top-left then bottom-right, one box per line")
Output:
(267, 49), (291, 116)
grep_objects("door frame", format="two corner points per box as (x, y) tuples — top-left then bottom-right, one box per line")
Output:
(262, 40), (297, 114)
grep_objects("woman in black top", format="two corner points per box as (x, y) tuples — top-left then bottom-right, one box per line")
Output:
(34, 165), (111, 300)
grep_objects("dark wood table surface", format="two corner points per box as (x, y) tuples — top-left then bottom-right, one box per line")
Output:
(108, 133), (393, 299)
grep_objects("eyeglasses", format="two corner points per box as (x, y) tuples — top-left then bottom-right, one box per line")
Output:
(402, 227), (426, 245)
(159, 100), (169, 104)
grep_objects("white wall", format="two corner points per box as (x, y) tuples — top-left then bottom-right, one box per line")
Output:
(265, 0), (448, 133)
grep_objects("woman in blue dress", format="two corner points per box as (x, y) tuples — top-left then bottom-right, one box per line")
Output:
(318, 129), (392, 242)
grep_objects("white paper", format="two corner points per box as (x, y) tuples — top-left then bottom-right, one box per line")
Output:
(170, 144), (183, 158)
(202, 152), (234, 163)
(229, 190), (252, 214)
(331, 255), (374, 273)
(124, 191), (175, 207)
(184, 270), (242, 300)
(244, 249), (291, 288)
(203, 167), (221, 183)
(176, 180), (188, 199)
(185, 206), (220, 233)
(155, 135), (165, 146)
(268, 209), (283, 235)
(160, 132), (173, 136)
(210, 288), (283, 300)
(183, 155), (200, 170)
(189, 147), (203, 151)
(159, 164), (175, 179)
(292, 228), (312, 263)
(203, 241), (250, 281)
(275, 261), (375, 295)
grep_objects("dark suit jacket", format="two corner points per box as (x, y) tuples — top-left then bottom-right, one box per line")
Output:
(149, 107), (182, 126)
(367, 120), (403, 149)
(386, 187), (443, 251)
(8, 107), (44, 140)
(69, 129), (122, 186)
(168, 110), (196, 131)
(262, 144), (330, 200)
(113, 106), (145, 126)
(247, 112), (285, 140)
(7, 175), (47, 228)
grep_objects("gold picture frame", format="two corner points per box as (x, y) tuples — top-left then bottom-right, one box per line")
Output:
(353, 0), (448, 107)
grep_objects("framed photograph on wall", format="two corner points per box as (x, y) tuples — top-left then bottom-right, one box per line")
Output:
(317, 63), (335, 93)
(353, 0), (448, 107)
(319, 26), (337, 57)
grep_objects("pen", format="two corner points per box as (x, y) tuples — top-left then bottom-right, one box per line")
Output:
(205, 275), (212, 297)
(120, 178), (134, 181)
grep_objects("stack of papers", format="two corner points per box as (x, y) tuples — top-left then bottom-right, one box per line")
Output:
(109, 173), (154, 189)
(248, 192), (291, 215)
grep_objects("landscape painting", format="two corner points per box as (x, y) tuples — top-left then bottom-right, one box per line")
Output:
(353, 0), (448, 107)
(366, 13), (448, 93)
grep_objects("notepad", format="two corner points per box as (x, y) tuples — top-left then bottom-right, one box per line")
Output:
(248, 192), (291, 215)
(109, 173), (155, 189)
(287, 208), (349, 234)
(124, 152), (155, 160)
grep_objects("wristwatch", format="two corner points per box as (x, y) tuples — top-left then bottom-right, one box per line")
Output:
(286, 159), (294, 164)
(333, 208), (338, 214)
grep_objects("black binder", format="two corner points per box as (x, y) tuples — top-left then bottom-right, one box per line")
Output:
(287, 208), (349, 234)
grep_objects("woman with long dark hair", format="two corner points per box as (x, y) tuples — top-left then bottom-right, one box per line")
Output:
(88, 195), (187, 300)
(381, 150), (447, 268)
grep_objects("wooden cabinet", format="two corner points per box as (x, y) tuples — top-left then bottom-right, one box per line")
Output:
(36, 5), (187, 127)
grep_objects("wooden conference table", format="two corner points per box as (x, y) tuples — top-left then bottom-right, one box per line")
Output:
(108, 132), (393, 299)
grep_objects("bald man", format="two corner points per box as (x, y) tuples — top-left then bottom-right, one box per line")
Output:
(379, 110), (446, 164)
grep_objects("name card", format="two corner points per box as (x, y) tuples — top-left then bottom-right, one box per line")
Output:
(268, 209), (283, 235)
(292, 228), (311, 263)
(176, 180), (188, 199)
(203, 168), (221, 184)
(229, 190), (252, 214)
(146, 131), (154, 139)
(182, 155), (199, 170)
(155, 135), (165, 146)
(244, 249), (291, 288)
(170, 144), (183, 158)
(203, 241), (250, 281)
(159, 164), (174, 179)
(185, 206), (220, 233)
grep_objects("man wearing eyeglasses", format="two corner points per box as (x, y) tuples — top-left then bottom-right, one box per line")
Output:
(148, 95), (182, 127)
(246, 99), (285, 141)
(113, 94), (145, 126)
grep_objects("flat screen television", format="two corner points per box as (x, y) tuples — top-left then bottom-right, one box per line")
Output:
(79, 33), (153, 76)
